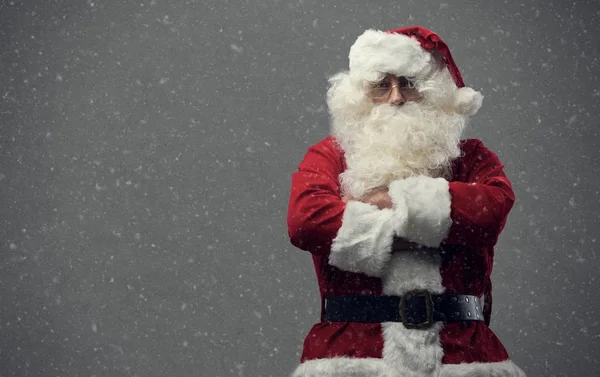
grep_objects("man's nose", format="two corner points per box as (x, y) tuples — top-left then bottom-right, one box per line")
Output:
(388, 85), (405, 105)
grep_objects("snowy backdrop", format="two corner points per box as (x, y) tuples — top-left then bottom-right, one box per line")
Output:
(1, 1), (599, 376)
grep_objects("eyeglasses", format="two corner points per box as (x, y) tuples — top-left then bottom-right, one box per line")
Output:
(369, 76), (422, 101)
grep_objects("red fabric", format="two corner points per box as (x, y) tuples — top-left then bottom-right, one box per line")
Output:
(287, 136), (515, 364)
(299, 322), (385, 362)
(386, 26), (465, 88)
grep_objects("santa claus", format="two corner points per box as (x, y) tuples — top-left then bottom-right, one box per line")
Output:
(286, 26), (527, 377)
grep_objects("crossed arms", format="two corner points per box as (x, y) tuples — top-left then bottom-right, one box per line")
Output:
(287, 137), (515, 277)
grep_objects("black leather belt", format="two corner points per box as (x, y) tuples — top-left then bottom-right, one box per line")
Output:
(323, 291), (483, 329)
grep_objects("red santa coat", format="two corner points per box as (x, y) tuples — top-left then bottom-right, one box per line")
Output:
(287, 136), (526, 377)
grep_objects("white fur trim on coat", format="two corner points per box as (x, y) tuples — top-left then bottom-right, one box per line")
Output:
(290, 357), (389, 377)
(329, 200), (408, 277)
(290, 358), (527, 377)
(381, 248), (445, 377)
(442, 361), (527, 377)
(348, 29), (432, 82)
(389, 176), (452, 247)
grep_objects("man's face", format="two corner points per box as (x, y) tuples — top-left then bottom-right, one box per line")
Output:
(367, 74), (423, 105)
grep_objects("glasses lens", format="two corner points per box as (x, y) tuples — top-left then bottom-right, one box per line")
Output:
(401, 87), (422, 100)
(371, 87), (390, 98)
(369, 76), (422, 101)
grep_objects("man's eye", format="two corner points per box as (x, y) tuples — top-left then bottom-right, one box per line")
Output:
(374, 82), (391, 89)
(399, 77), (415, 88)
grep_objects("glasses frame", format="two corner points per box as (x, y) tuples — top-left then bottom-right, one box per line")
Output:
(368, 75), (422, 102)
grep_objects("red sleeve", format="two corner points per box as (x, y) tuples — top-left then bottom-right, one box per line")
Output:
(444, 140), (515, 248)
(287, 137), (346, 255)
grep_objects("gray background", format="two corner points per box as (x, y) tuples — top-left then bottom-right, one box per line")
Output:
(1, 0), (599, 376)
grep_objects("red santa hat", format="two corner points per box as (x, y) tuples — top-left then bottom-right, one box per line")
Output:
(347, 26), (483, 116)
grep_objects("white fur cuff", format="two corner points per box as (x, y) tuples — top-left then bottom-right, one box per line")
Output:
(388, 176), (452, 247)
(330, 200), (407, 277)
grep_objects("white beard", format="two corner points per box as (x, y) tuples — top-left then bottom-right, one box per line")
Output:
(332, 101), (466, 199)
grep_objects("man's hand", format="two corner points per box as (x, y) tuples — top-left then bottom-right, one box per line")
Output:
(341, 187), (392, 209)
(361, 187), (393, 210)
(341, 195), (355, 203)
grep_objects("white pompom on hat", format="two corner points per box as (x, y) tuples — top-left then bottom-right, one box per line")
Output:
(348, 25), (483, 116)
